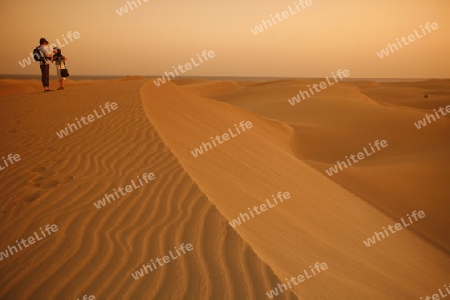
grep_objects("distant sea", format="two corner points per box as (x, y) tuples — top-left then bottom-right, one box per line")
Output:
(0, 74), (442, 82)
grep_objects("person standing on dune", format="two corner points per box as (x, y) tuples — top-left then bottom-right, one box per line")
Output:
(52, 47), (67, 90)
(38, 38), (53, 92)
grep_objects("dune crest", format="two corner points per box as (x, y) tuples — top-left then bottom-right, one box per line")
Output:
(0, 78), (297, 299)
(141, 80), (450, 299)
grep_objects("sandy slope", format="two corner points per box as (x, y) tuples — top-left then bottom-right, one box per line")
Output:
(1, 77), (448, 299)
(0, 79), (110, 97)
(141, 80), (450, 299)
(0, 78), (297, 299)
(188, 79), (450, 253)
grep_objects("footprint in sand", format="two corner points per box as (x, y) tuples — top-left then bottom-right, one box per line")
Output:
(30, 166), (73, 188)
(21, 191), (44, 203)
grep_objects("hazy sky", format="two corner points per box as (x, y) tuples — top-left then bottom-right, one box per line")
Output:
(1, 0), (449, 77)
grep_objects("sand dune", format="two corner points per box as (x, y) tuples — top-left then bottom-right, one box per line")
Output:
(0, 77), (448, 299)
(141, 79), (450, 299)
(0, 78), (297, 299)
(191, 79), (450, 253)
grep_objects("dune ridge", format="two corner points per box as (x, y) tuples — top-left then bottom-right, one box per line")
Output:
(0, 78), (297, 299)
(141, 79), (450, 299)
(189, 79), (450, 253)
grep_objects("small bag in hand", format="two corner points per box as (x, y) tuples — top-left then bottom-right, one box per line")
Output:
(61, 61), (69, 78)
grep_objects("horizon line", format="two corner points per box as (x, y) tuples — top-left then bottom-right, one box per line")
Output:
(1, 74), (449, 80)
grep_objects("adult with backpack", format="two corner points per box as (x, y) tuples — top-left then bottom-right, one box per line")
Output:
(35, 38), (53, 92)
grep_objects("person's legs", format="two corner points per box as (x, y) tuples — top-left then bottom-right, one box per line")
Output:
(40, 64), (50, 91)
(40, 64), (47, 90)
(56, 64), (65, 89)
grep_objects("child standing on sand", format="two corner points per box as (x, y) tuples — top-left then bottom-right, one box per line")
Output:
(52, 47), (67, 90)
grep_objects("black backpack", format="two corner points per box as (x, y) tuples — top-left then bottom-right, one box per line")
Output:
(32, 46), (44, 62)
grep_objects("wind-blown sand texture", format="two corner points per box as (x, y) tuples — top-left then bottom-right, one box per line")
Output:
(0, 77), (449, 299)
